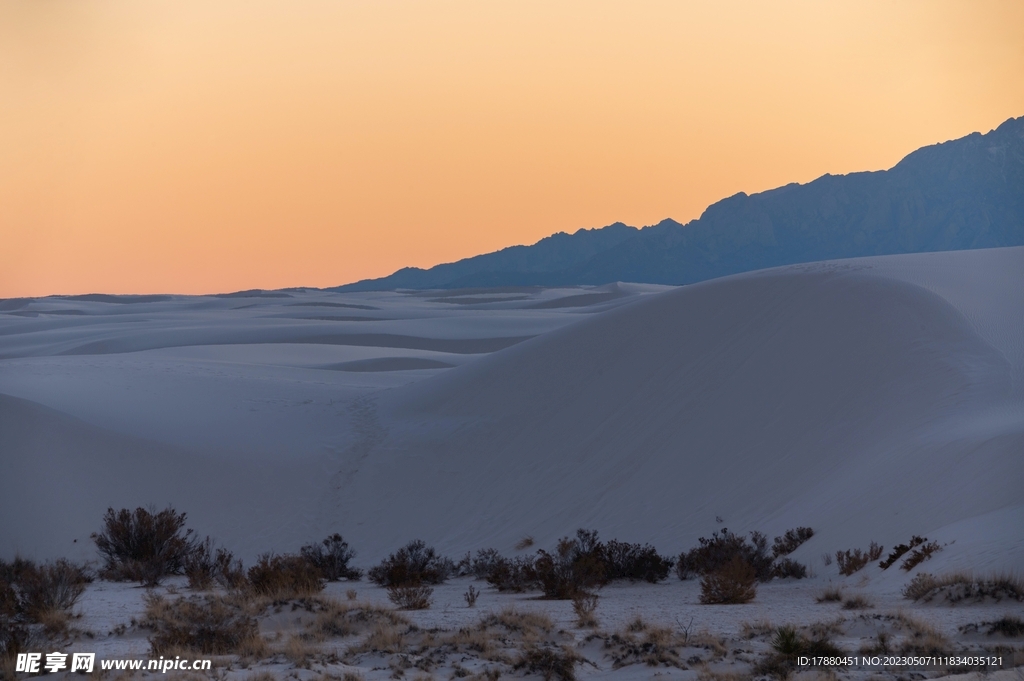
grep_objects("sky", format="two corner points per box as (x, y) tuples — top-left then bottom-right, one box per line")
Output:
(2, 1), (1023, 297)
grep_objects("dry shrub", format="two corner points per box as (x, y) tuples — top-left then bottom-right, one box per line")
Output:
(772, 528), (814, 558)
(484, 555), (538, 593)
(352, 622), (407, 654)
(15, 559), (90, 620)
(516, 536), (535, 551)
(282, 634), (319, 668)
(387, 585), (433, 610)
(815, 585), (843, 603)
(677, 529), (773, 582)
(185, 538), (246, 591)
(604, 624), (686, 668)
(771, 559), (807, 579)
(481, 607), (553, 636)
(247, 553), (324, 600)
(756, 625), (845, 678)
(841, 596), (872, 610)
(368, 540), (454, 587)
(464, 584), (479, 607)
(699, 555), (757, 604)
(305, 597), (409, 641)
(470, 548), (505, 579)
(145, 593), (266, 657)
(534, 530), (607, 599)
(985, 616), (1024, 637)
(891, 612), (948, 654)
(571, 592), (599, 628)
(903, 572), (1024, 603)
(92, 506), (199, 586)
(740, 620), (775, 639)
(834, 542), (882, 576)
(513, 645), (582, 681)
(879, 536), (926, 570)
(301, 534), (362, 581)
(346, 589), (358, 600)
(899, 541), (942, 571)
(602, 539), (674, 583)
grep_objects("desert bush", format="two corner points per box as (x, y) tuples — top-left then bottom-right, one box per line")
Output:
(602, 540), (674, 583)
(571, 592), (599, 628)
(145, 593), (264, 656)
(985, 615), (1024, 637)
(534, 529), (607, 599)
(386, 585), (433, 610)
(677, 529), (773, 582)
(16, 559), (91, 621)
(300, 533), (362, 581)
(879, 536), (926, 569)
(835, 542), (882, 576)
(184, 539), (248, 591)
(92, 506), (200, 585)
(513, 645), (581, 681)
(485, 555), (540, 592)
(771, 528), (814, 558)
(815, 585), (843, 603)
(903, 572), (1024, 603)
(367, 540), (454, 587)
(515, 536), (535, 550)
(464, 584), (479, 607)
(470, 548), (505, 579)
(247, 553), (324, 599)
(842, 596), (872, 610)
(900, 540), (942, 571)
(756, 625), (845, 678)
(771, 558), (807, 579)
(699, 555), (757, 604)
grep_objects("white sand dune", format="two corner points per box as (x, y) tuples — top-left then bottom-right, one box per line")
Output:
(0, 251), (1020, 575)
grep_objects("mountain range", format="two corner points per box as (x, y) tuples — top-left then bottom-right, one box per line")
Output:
(337, 116), (1024, 291)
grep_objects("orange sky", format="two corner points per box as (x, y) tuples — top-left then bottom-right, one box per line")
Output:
(2, 0), (1023, 297)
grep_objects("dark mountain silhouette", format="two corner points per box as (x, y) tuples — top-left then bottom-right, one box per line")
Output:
(336, 116), (1024, 291)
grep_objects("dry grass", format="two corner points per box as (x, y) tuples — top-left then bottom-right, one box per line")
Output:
(815, 585), (843, 603)
(481, 607), (554, 637)
(144, 592), (267, 657)
(281, 634), (320, 668)
(515, 536), (535, 551)
(903, 571), (1024, 603)
(740, 619), (775, 639)
(603, 624), (689, 668)
(841, 596), (872, 610)
(571, 592), (599, 628)
(891, 612), (949, 655)
(513, 644), (582, 681)
(387, 585), (433, 610)
(305, 597), (410, 642)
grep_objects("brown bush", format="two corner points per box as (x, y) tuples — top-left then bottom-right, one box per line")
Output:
(300, 534), (362, 581)
(247, 553), (324, 600)
(367, 540), (454, 587)
(184, 538), (245, 590)
(699, 555), (757, 604)
(571, 592), (599, 628)
(835, 542), (882, 576)
(92, 507), (199, 586)
(879, 536), (926, 570)
(771, 527), (814, 558)
(145, 593), (265, 657)
(513, 645), (582, 681)
(386, 585), (433, 610)
(900, 541), (942, 571)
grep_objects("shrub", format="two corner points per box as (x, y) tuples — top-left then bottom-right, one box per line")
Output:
(16, 559), (91, 621)
(386, 585), (432, 610)
(903, 572), (1024, 603)
(145, 593), (263, 656)
(678, 529), (773, 582)
(515, 536), (535, 550)
(842, 596), (872, 610)
(603, 540), (674, 583)
(470, 548), (505, 579)
(699, 555), (757, 604)
(513, 645), (581, 681)
(464, 584), (479, 607)
(835, 542), (882, 576)
(986, 615), (1024, 637)
(184, 539), (247, 591)
(367, 540), (454, 587)
(757, 625), (845, 678)
(534, 529), (607, 599)
(300, 533), (362, 581)
(92, 507), (200, 586)
(484, 555), (539, 592)
(247, 553), (324, 599)
(571, 592), (599, 628)
(879, 536), (925, 570)
(771, 559), (807, 579)
(815, 585), (843, 603)
(771, 528), (814, 558)
(900, 541), (942, 571)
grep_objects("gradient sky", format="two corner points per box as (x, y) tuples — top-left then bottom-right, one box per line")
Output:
(2, 1), (1023, 297)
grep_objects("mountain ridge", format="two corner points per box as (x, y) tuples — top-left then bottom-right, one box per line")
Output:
(336, 116), (1024, 291)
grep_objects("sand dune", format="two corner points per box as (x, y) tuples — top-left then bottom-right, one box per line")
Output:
(0, 252), (1020, 574)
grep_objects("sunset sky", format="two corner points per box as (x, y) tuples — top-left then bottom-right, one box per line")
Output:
(2, 1), (1023, 297)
